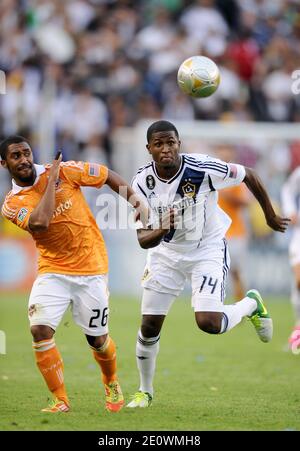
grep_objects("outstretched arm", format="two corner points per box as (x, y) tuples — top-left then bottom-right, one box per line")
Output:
(243, 167), (290, 232)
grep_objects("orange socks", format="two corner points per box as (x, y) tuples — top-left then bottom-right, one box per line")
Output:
(33, 338), (69, 405)
(34, 336), (117, 404)
(91, 336), (117, 385)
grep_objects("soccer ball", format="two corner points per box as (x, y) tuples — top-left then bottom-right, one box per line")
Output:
(177, 56), (220, 98)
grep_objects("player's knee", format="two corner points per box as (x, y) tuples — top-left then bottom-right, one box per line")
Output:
(140, 314), (165, 338)
(85, 334), (108, 349)
(195, 313), (221, 334)
(141, 322), (161, 338)
(296, 279), (300, 291)
(31, 325), (54, 342)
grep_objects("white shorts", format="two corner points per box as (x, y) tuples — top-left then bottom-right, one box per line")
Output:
(28, 273), (109, 336)
(289, 231), (300, 267)
(141, 240), (230, 315)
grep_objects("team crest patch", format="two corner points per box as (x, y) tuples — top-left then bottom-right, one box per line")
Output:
(146, 175), (155, 190)
(88, 163), (100, 177)
(142, 268), (150, 281)
(28, 304), (37, 317)
(17, 207), (28, 222)
(182, 182), (196, 198)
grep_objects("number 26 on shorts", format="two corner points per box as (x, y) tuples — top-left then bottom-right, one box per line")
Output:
(89, 307), (108, 328)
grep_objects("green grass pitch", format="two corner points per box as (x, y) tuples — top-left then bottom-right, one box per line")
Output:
(0, 293), (300, 431)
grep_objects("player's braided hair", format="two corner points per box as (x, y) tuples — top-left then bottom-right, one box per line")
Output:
(147, 120), (179, 143)
(0, 135), (29, 160)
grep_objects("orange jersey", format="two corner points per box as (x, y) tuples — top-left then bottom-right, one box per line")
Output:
(218, 184), (249, 239)
(1, 161), (109, 276)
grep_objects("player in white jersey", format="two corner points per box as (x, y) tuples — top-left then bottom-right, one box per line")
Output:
(281, 167), (300, 353)
(127, 120), (289, 408)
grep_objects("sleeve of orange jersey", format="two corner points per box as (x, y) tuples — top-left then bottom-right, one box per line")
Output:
(221, 185), (250, 202)
(60, 161), (108, 188)
(1, 197), (34, 231)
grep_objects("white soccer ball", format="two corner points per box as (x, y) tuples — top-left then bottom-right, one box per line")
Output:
(177, 55), (220, 98)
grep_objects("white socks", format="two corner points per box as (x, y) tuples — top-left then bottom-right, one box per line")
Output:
(134, 297), (257, 396)
(136, 330), (160, 397)
(220, 296), (257, 333)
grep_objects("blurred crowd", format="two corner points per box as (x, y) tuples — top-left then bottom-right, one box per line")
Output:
(0, 0), (300, 168)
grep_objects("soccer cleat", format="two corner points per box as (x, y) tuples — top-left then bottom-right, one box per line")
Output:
(247, 289), (273, 343)
(104, 381), (124, 412)
(289, 327), (300, 354)
(41, 398), (70, 413)
(126, 391), (152, 408)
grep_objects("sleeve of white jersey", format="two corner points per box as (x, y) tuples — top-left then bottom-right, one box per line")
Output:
(131, 174), (152, 229)
(197, 155), (246, 190)
(131, 175), (147, 201)
(281, 168), (300, 217)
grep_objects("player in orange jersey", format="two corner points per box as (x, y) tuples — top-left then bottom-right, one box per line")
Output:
(216, 145), (251, 300)
(0, 135), (147, 413)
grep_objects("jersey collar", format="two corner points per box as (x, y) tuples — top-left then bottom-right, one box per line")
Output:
(152, 155), (184, 184)
(12, 164), (46, 194)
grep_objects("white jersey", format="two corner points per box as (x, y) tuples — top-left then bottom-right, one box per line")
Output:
(132, 153), (246, 251)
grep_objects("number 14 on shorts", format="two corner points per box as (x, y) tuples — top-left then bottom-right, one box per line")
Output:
(199, 276), (218, 294)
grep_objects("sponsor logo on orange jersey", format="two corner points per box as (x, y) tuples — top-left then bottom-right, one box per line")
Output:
(53, 199), (73, 218)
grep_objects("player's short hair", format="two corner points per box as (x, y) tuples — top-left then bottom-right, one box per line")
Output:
(147, 120), (179, 143)
(0, 135), (29, 160)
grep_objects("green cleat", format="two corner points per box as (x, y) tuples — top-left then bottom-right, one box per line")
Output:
(126, 391), (152, 408)
(247, 289), (273, 343)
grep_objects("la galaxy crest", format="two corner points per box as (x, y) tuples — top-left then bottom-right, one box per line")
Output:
(182, 181), (196, 198)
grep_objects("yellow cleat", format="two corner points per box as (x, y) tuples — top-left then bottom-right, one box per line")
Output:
(104, 380), (124, 413)
(41, 398), (70, 413)
(247, 289), (273, 343)
(126, 391), (152, 408)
